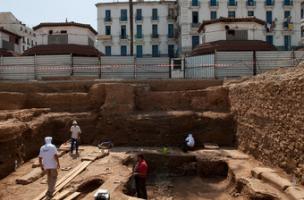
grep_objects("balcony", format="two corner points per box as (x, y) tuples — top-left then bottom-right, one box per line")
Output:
(209, 0), (219, 9)
(151, 34), (159, 39)
(97, 35), (112, 41)
(283, 0), (293, 9)
(135, 15), (143, 23)
(135, 34), (143, 39)
(283, 22), (293, 32)
(151, 16), (159, 22)
(167, 15), (177, 21)
(104, 17), (112, 23)
(227, 1), (238, 9)
(119, 34), (128, 43)
(265, 0), (275, 8)
(246, 0), (256, 8)
(119, 17), (128, 22)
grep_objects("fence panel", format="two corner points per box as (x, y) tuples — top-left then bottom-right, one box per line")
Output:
(36, 55), (71, 79)
(73, 57), (100, 77)
(100, 56), (135, 79)
(256, 51), (293, 74)
(136, 57), (170, 79)
(0, 56), (35, 80)
(215, 52), (253, 79)
(294, 51), (304, 66)
(185, 54), (215, 79)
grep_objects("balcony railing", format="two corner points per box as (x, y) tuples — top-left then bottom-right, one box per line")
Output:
(151, 34), (159, 38)
(167, 15), (177, 21)
(283, 0), (293, 6)
(151, 16), (159, 21)
(247, 0), (256, 6)
(135, 15), (143, 21)
(120, 34), (128, 39)
(209, 0), (219, 7)
(191, 1), (200, 7)
(135, 34), (143, 39)
(104, 17), (112, 22)
(120, 17), (128, 22)
(227, 1), (238, 6)
(283, 22), (293, 31)
(265, 0), (275, 6)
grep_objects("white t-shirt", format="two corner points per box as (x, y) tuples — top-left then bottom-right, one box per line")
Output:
(39, 144), (58, 169)
(185, 135), (195, 147)
(70, 125), (81, 139)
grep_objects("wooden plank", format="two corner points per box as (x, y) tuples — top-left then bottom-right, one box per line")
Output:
(64, 192), (81, 200)
(16, 168), (44, 185)
(52, 189), (72, 200)
(33, 162), (87, 200)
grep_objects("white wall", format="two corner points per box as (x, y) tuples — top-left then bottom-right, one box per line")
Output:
(203, 22), (265, 43)
(35, 26), (96, 46)
(96, 1), (177, 56)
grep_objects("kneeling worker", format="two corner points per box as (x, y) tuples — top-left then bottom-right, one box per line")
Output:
(183, 133), (195, 152)
(39, 137), (60, 198)
(134, 154), (148, 199)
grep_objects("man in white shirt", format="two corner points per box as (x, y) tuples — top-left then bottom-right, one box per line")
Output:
(39, 137), (60, 198)
(70, 120), (82, 155)
(182, 133), (195, 152)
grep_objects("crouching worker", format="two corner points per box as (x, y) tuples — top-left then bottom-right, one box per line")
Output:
(182, 133), (195, 152)
(134, 154), (148, 199)
(39, 137), (60, 199)
(70, 120), (81, 155)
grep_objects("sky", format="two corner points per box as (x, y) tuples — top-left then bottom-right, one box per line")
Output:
(0, 0), (106, 29)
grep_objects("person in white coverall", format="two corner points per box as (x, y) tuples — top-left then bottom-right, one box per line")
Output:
(39, 137), (60, 198)
(182, 133), (195, 152)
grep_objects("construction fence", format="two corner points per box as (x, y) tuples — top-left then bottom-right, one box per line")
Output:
(0, 55), (170, 80)
(184, 51), (304, 79)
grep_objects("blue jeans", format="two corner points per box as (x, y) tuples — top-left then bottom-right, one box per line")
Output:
(70, 138), (79, 153)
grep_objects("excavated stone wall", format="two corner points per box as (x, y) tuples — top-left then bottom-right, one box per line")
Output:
(228, 66), (304, 184)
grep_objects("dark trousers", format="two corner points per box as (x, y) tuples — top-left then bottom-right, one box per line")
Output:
(70, 138), (79, 153)
(182, 141), (192, 153)
(135, 176), (147, 199)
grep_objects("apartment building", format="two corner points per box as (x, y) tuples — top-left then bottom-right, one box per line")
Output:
(0, 12), (37, 53)
(0, 27), (21, 56)
(96, 0), (178, 57)
(178, 0), (302, 55)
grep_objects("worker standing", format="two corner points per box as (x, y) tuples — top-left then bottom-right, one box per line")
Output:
(134, 154), (148, 199)
(182, 133), (195, 152)
(70, 120), (81, 155)
(39, 137), (60, 199)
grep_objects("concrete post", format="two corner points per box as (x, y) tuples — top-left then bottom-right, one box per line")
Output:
(34, 54), (37, 80)
(70, 54), (74, 76)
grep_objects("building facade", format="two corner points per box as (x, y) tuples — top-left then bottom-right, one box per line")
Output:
(178, 0), (302, 55)
(33, 22), (97, 47)
(96, 0), (178, 57)
(0, 12), (37, 53)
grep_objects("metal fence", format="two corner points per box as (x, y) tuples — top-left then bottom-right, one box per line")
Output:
(0, 55), (170, 80)
(184, 51), (304, 79)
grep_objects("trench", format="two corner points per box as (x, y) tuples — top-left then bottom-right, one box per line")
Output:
(123, 153), (275, 200)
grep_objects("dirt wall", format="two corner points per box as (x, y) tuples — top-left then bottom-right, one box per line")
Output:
(228, 66), (304, 184)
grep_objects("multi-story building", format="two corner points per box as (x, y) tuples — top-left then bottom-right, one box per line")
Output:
(0, 27), (21, 56)
(301, 2), (304, 43)
(23, 22), (101, 57)
(178, 0), (302, 55)
(96, 0), (178, 57)
(0, 12), (37, 53)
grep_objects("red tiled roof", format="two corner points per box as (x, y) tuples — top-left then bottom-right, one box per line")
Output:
(198, 17), (266, 33)
(191, 40), (276, 56)
(0, 27), (21, 38)
(22, 44), (103, 57)
(0, 49), (19, 56)
(33, 22), (98, 35)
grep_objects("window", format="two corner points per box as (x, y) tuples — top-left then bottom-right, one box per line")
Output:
(136, 45), (143, 57)
(136, 9), (142, 21)
(247, 0), (256, 6)
(248, 11), (254, 17)
(105, 26), (111, 35)
(105, 46), (111, 56)
(210, 11), (217, 19)
(22, 37), (25, 43)
(152, 24), (158, 37)
(192, 0), (199, 6)
(31, 40), (34, 46)
(228, 11), (236, 18)
(121, 45), (127, 56)
(210, 0), (218, 6)
(192, 11), (199, 24)
(168, 24), (174, 38)
(284, 10), (290, 18)
(283, 0), (293, 6)
(266, 35), (273, 44)
(284, 35), (291, 50)
(265, 0), (274, 6)
(60, 30), (67, 34)
(302, 26), (304, 37)
(266, 11), (272, 24)
(136, 25), (142, 38)
(121, 25), (127, 39)
(49, 30), (53, 35)
(168, 45), (175, 58)
(27, 38), (30, 45)
(105, 10), (111, 21)
(22, 46), (25, 51)
(152, 8), (158, 20)
(120, 9), (128, 21)
(192, 36), (200, 49)
(228, 0), (237, 6)
(152, 45), (159, 57)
